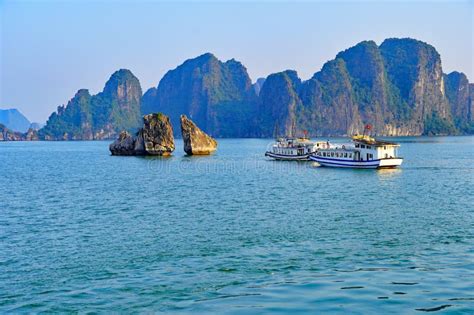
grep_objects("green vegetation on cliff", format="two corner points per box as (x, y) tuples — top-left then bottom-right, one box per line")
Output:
(444, 71), (473, 133)
(259, 38), (471, 136)
(40, 69), (142, 140)
(141, 53), (257, 137)
(37, 38), (473, 139)
(258, 70), (301, 137)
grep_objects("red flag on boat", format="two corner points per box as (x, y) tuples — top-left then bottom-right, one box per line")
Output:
(365, 124), (372, 130)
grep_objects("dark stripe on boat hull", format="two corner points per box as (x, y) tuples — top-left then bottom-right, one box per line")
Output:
(309, 156), (402, 169)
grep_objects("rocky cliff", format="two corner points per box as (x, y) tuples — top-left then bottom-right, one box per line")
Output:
(259, 38), (470, 136)
(40, 69), (142, 140)
(141, 53), (258, 137)
(257, 70), (302, 137)
(141, 39), (471, 138)
(444, 71), (473, 133)
(35, 38), (473, 139)
(380, 38), (454, 135)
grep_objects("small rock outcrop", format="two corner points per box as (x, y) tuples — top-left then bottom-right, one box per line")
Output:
(109, 131), (136, 155)
(180, 115), (217, 155)
(25, 128), (39, 141)
(0, 124), (39, 141)
(109, 113), (174, 156)
(142, 113), (175, 155)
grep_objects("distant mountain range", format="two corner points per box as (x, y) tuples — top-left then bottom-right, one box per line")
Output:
(30, 38), (474, 140)
(0, 109), (32, 133)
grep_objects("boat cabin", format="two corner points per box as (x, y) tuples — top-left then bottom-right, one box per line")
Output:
(270, 138), (329, 156)
(313, 136), (400, 161)
(353, 142), (399, 160)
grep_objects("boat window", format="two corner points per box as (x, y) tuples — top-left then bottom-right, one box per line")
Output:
(361, 144), (365, 149)
(331, 152), (334, 157)
(349, 153), (352, 158)
(367, 146), (371, 149)
(355, 144), (359, 148)
(344, 153), (347, 158)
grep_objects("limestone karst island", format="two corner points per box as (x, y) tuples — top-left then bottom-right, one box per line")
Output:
(1, 39), (473, 143)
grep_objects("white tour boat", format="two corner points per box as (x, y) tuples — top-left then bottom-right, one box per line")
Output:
(265, 137), (329, 161)
(309, 135), (403, 169)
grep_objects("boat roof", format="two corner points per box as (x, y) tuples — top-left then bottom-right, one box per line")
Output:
(352, 135), (400, 147)
(277, 137), (315, 143)
(318, 146), (357, 152)
(276, 137), (332, 144)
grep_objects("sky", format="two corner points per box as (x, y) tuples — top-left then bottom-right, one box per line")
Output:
(0, 0), (473, 123)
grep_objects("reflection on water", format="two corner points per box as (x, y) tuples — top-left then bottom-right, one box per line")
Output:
(376, 167), (402, 179)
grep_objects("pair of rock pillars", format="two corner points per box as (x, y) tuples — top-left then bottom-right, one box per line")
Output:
(109, 114), (217, 156)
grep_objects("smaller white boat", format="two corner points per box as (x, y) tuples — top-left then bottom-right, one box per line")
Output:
(265, 137), (328, 161)
(309, 135), (403, 169)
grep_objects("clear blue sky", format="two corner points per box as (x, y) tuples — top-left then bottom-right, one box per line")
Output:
(1, 0), (473, 123)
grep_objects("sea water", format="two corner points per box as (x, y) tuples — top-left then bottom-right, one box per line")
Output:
(0, 137), (473, 313)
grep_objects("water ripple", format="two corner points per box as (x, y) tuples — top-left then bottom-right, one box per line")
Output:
(0, 138), (473, 313)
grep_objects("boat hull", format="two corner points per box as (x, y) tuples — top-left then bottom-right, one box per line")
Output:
(309, 155), (403, 169)
(265, 152), (311, 161)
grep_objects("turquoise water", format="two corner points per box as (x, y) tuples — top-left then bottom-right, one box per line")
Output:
(1, 137), (473, 313)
